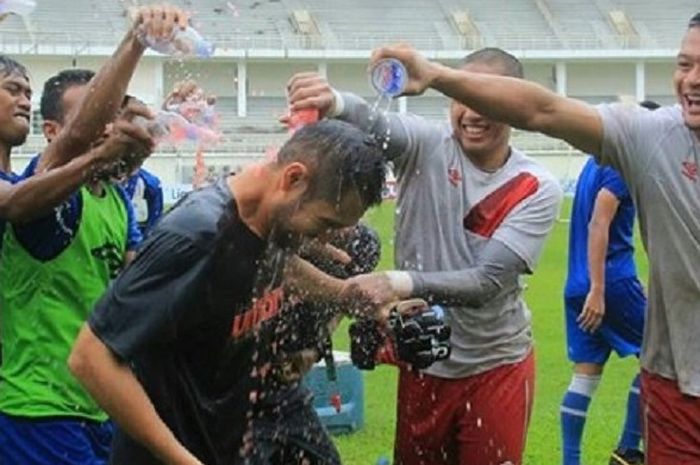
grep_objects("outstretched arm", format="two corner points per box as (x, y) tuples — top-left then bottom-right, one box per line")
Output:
(37, 4), (188, 173)
(284, 254), (398, 321)
(347, 240), (527, 309)
(1, 117), (153, 223)
(0, 156), (99, 223)
(369, 44), (604, 155)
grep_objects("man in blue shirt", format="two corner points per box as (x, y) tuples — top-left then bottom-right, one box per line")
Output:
(561, 101), (658, 465)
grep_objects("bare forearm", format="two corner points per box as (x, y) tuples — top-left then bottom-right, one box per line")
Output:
(0, 154), (101, 223)
(587, 189), (619, 293)
(39, 31), (146, 172)
(428, 64), (602, 154)
(587, 223), (609, 291)
(70, 326), (199, 465)
(284, 255), (344, 302)
(430, 65), (550, 130)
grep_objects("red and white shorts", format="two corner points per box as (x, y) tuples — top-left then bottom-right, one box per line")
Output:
(394, 352), (535, 465)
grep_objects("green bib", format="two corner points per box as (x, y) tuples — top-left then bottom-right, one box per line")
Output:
(0, 184), (127, 420)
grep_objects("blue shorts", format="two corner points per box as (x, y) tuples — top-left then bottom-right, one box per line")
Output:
(565, 277), (646, 365)
(0, 412), (113, 465)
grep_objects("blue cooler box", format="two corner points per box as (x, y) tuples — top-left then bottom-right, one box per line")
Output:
(302, 350), (364, 434)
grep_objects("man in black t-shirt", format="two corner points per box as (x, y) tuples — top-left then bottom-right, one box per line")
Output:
(68, 120), (386, 465)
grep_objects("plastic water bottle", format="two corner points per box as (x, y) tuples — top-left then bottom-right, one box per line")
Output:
(139, 26), (215, 58)
(134, 111), (218, 146)
(166, 101), (219, 129)
(133, 111), (186, 141)
(370, 58), (407, 97)
(287, 108), (319, 134)
(0, 0), (36, 16)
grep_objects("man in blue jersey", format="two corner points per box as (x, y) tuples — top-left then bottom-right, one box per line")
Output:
(122, 168), (164, 237)
(561, 101), (658, 465)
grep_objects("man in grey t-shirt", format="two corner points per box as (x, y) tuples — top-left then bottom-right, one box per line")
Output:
(366, 12), (700, 465)
(288, 49), (562, 465)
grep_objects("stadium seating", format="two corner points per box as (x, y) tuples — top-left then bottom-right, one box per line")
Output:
(1, 0), (689, 181)
(614, 0), (695, 48)
(0, 0), (690, 51)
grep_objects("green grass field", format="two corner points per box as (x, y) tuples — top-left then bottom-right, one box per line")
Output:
(330, 199), (649, 465)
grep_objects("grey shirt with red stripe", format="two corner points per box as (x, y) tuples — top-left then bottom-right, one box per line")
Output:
(596, 103), (700, 396)
(336, 93), (562, 378)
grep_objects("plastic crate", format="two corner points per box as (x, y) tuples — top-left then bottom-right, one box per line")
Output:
(302, 350), (364, 434)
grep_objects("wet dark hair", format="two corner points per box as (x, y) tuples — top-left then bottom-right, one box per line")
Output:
(689, 13), (700, 28)
(40, 68), (95, 123)
(461, 47), (524, 79)
(639, 100), (660, 111)
(276, 119), (386, 210)
(0, 55), (29, 81)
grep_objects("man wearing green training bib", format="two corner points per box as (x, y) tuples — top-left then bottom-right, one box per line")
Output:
(0, 4), (176, 459)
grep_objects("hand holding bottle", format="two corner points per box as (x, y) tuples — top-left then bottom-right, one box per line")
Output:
(140, 26), (215, 58)
(129, 5), (214, 58)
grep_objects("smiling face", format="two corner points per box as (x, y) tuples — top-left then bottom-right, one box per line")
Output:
(674, 25), (700, 133)
(0, 72), (31, 148)
(449, 61), (511, 163)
